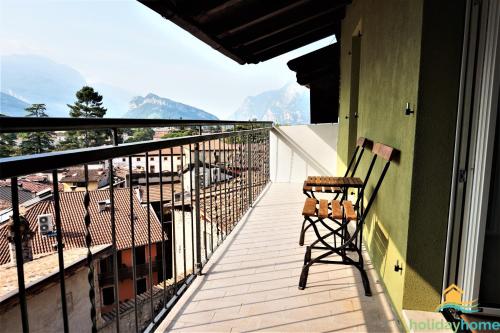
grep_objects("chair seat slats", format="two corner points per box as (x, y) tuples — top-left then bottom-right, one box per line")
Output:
(343, 200), (357, 221)
(318, 200), (328, 218)
(302, 198), (317, 216)
(331, 200), (342, 219)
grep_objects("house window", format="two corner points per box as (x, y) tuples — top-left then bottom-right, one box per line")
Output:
(122, 158), (126, 162)
(137, 278), (147, 295)
(150, 165), (155, 173)
(102, 286), (115, 306)
(136, 157), (141, 162)
(150, 157), (154, 161)
(177, 156), (181, 160)
(100, 256), (113, 274)
(163, 157), (168, 161)
(135, 246), (146, 265)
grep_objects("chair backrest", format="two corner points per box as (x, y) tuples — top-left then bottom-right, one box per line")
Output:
(360, 142), (395, 220)
(343, 137), (372, 177)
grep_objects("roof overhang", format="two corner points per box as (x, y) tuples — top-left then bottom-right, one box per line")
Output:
(287, 43), (340, 87)
(138, 0), (350, 64)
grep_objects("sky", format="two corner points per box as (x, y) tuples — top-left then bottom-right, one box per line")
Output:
(0, 0), (334, 119)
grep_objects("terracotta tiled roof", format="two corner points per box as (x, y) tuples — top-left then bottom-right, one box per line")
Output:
(60, 168), (108, 183)
(137, 183), (183, 203)
(0, 188), (165, 265)
(130, 147), (183, 156)
(0, 179), (62, 194)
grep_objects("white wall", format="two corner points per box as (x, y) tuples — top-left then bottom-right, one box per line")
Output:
(270, 124), (338, 183)
(0, 267), (92, 332)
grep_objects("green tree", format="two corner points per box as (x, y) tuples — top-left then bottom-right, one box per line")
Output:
(63, 86), (108, 148)
(161, 128), (198, 139)
(125, 128), (155, 143)
(0, 133), (17, 157)
(18, 104), (55, 154)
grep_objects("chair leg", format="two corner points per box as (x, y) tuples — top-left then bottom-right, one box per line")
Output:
(299, 219), (307, 246)
(298, 264), (310, 290)
(303, 246), (311, 265)
(359, 267), (372, 296)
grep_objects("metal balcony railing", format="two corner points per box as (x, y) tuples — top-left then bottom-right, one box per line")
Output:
(0, 118), (272, 333)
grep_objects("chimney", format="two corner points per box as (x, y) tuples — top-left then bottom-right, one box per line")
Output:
(6, 215), (35, 265)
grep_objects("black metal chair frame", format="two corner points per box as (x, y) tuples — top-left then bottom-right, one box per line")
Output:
(298, 144), (394, 296)
(299, 139), (374, 247)
(302, 137), (371, 200)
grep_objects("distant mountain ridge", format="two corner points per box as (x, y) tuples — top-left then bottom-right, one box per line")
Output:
(0, 55), (131, 117)
(230, 82), (310, 125)
(0, 92), (29, 116)
(124, 93), (218, 120)
(1, 55), (86, 117)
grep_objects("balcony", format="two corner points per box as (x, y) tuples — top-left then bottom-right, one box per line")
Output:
(156, 183), (398, 332)
(0, 119), (401, 332)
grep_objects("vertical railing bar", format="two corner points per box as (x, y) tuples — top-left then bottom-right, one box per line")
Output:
(188, 144), (195, 274)
(247, 132), (252, 207)
(83, 165), (97, 333)
(223, 134), (228, 237)
(10, 177), (29, 333)
(158, 150), (167, 308)
(109, 157), (120, 333)
(52, 170), (69, 333)
(145, 152), (154, 321)
(180, 145), (186, 280)
(128, 157), (139, 333)
(208, 139), (214, 254)
(202, 140), (207, 260)
(170, 148), (177, 292)
(239, 134), (244, 220)
(232, 135), (236, 227)
(111, 128), (119, 146)
(218, 137), (223, 241)
(214, 139), (220, 246)
(194, 143), (202, 274)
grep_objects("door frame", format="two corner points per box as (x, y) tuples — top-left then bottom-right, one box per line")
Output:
(445, 0), (500, 316)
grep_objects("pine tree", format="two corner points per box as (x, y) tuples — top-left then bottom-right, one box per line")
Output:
(0, 133), (17, 157)
(63, 86), (108, 148)
(18, 104), (55, 154)
(125, 128), (155, 143)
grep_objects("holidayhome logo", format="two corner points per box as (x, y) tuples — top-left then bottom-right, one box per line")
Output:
(435, 284), (479, 314)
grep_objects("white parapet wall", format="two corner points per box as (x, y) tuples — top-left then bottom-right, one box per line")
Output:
(270, 123), (338, 183)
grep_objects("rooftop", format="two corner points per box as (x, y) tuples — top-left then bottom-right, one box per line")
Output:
(0, 245), (110, 302)
(60, 168), (108, 183)
(0, 188), (165, 265)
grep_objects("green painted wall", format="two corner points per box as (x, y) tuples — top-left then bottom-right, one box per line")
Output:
(338, 0), (424, 315)
(403, 0), (465, 311)
(337, 0), (465, 323)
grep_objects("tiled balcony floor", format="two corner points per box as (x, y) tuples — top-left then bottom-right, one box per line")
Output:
(156, 183), (400, 333)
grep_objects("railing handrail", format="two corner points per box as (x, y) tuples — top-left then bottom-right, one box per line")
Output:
(0, 128), (270, 179)
(0, 117), (273, 133)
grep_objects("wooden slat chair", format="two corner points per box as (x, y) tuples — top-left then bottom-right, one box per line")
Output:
(303, 137), (372, 198)
(299, 139), (376, 246)
(298, 143), (395, 296)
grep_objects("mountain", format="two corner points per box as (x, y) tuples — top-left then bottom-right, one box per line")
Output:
(0, 54), (134, 118)
(1, 55), (86, 116)
(124, 93), (219, 120)
(230, 82), (310, 125)
(0, 92), (29, 116)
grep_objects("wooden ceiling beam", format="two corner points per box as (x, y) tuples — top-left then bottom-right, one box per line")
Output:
(229, 8), (345, 51)
(215, 0), (312, 39)
(251, 24), (340, 63)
